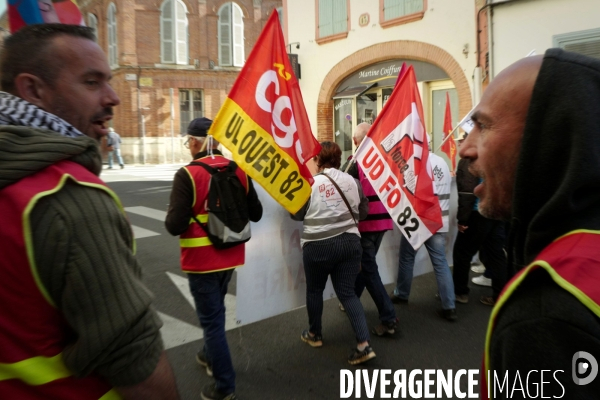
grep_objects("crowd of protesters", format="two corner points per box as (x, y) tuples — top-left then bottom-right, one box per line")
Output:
(2, 21), (600, 400)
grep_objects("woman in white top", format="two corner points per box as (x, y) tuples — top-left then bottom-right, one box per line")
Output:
(292, 141), (374, 365)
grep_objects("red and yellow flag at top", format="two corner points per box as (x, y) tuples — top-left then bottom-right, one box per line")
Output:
(354, 65), (442, 249)
(209, 10), (321, 214)
(441, 92), (457, 171)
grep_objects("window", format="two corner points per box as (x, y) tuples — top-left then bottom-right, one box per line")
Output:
(317, 0), (348, 41)
(218, 3), (244, 67)
(426, 80), (458, 166)
(554, 28), (600, 60)
(107, 3), (118, 67)
(333, 98), (353, 162)
(180, 89), (203, 134)
(380, 0), (425, 28)
(276, 6), (284, 30)
(161, 0), (188, 64)
(88, 13), (98, 41)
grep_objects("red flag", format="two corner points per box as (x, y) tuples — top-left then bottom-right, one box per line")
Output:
(441, 92), (457, 171)
(209, 10), (321, 214)
(393, 62), (407, 89)
(354, 66), (442, 249)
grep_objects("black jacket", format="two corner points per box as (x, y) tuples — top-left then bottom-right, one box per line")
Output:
(455, 158), (478, 225)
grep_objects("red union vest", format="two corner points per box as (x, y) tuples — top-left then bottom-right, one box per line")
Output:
(0, 160), (122, 400)
(481, 230), (600, 399)
(179, 155), (249, 273)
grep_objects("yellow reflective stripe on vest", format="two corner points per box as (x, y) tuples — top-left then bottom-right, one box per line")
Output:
(0, 353), (70, 385)
(100, 388), (123, 400)
(189, 213), (208, 224)
(180, 237), (212, 247)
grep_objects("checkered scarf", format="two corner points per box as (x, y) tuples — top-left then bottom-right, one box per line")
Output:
(0, 91), (83, 137)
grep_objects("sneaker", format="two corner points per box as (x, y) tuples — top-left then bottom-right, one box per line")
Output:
(338, 303), (345, 312)
(196, 351), (213, 377)
(120, 164), (124, 169)
(301, 329), (323, 347)
(455, 294), (469, 304)
(437, 308), (458, 321)
(480, 296), (496, 306)
(371, 318), (398, 337)
(389, 292), (408, 304)
(201, 383), (237, 400)
(472, 275), (492, 287)
(348, 346), (376, 365)
(470, 265), (486, 274)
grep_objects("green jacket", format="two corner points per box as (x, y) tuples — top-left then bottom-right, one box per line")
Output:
(0, 126), (163, 386)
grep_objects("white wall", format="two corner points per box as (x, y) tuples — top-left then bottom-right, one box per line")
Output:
(286, 0), (478, 136)
(491, 0), (600, 77)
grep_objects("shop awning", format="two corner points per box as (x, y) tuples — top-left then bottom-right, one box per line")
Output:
(332, 82), (377, 99)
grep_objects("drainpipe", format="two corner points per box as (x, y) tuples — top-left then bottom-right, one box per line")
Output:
(170, 88), (175, 164)
(137, 66), (146, 165)
(476, 0), (516, 83)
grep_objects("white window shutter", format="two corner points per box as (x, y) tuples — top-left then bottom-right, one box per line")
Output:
(318, 0), (333, 38)
(175, 0), (188, 65)
(161, 0), (174, 63)
(218, 3), (232, 66)
(107, 3), (118, 67)
(332, 0), (347, 35)
(232, 3), (244, 67)
(384, 0), (423, 20)
(565, 40), (600, 59)
(88, 14), (98, 41)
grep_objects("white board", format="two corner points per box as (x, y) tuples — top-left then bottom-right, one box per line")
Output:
(237, 180), (458, 326)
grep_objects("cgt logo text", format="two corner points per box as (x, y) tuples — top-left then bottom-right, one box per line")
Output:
(339, 352), (598, 399)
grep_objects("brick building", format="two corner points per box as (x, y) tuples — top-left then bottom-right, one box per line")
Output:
(83, 0), (283, 163)
(0, 0), (281, 163)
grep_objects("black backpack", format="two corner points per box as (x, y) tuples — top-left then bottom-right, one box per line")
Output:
(191, 160), (251, 249)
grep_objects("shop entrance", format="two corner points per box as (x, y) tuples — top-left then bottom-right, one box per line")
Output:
(426, 80), (459, 169)
(332, 59), (451, 162)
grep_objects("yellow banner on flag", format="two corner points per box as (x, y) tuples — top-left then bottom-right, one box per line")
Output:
(212, 98), (312, 214)
(208, 10), (321, 214)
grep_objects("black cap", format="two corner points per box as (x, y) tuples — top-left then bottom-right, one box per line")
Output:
(187, 117), (213, 137)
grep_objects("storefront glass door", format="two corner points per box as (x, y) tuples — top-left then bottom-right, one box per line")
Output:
(427, 80), (459, 170)
(333, 98), (353, 161)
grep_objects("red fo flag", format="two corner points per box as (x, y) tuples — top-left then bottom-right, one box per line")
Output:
(354, 66), (442, 249)
(441, 92), (457, 171)
(209, 10), (321, 214)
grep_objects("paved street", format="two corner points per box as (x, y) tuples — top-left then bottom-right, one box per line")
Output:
(104, 165), (494, 400)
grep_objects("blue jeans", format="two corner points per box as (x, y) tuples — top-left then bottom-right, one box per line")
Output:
(394, 232), (456, 310)
(188, 270), (235, 394)
(108, 149), (124, 168)
(355, 231), (397, 324)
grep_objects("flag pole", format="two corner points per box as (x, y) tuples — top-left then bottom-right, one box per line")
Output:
(436, 124), (459, 152)
(436, 50), (535, 153)
(436, 106), (475, 151)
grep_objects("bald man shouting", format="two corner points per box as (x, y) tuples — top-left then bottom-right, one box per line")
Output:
(461, 49), (600, 398)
